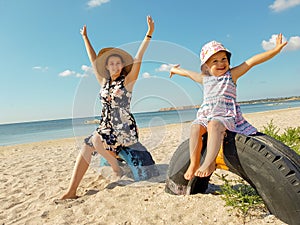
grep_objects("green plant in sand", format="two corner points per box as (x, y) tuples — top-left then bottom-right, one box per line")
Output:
(217, 120), (299, 223)
(216, 174), (266, 223)
(262, 120), (300, 154)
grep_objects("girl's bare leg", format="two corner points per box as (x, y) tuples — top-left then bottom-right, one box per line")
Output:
(61, 144), (95, 199)
(184, 124), (207, 180)
(195, 120), (226, 177)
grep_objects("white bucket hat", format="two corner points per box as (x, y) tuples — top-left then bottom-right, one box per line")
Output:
(200, 41), (231, 68)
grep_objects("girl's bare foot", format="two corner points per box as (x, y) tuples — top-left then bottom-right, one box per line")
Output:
(184, 164), (198, 180)
(194, 162), (216, 178)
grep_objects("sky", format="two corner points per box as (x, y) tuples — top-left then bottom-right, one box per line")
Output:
(1, 0), (300, 124)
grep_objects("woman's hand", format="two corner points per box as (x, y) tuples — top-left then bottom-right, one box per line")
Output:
(146, 15), (154, 36)
(169, 64), (180, 78)
(80, 25), (87, 38)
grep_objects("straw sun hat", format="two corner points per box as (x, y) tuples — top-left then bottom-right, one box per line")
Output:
(95, 47), (133, 78)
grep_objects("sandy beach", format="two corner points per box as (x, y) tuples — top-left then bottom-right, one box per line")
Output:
(1, 107), (299, 225)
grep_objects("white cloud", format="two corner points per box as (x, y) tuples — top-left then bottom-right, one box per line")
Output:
(77, 65), (94, 77)
(59, 70), (76, 77)
(285, 36), (300, 51)
(87, 0), (110, 8)
(269, 0), (300, 12)
(59, 65), (94, 78)
(81, 65), (93, 73)
(32, 66), (48, 72)
(76, 73), (89, 78)
(155, 64), (176, 72)
(262, 34), (300, 51)
(142, 72), (151, 78)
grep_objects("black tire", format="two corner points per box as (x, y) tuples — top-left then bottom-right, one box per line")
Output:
(225, 132), (300, 225)
(165, 131), (300, 225)
(165, 138), (190, 195)
(165, 134), (210, 195)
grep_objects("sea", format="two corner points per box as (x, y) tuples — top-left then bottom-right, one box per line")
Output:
(1, 100), (300, 146)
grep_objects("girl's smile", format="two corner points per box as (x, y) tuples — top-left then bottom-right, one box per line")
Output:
(205, 51), (229, 76)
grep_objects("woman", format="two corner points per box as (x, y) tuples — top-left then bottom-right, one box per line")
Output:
(61, 15), (154, 199)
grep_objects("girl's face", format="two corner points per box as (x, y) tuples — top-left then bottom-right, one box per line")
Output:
(204, 51), (229, 77)
(105, 55), (124, 78)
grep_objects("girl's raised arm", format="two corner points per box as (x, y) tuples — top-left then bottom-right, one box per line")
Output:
(231, 33), (287, 83)
(81, 25), (106, 85)
(125, 16), (154, 91)
(170, 64), (204, 84)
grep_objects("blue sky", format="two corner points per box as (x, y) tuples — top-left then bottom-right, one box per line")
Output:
(1, 0), (300, 124)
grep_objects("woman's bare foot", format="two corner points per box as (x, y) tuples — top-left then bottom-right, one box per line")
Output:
(112, 163), (123, 176)
(60, 191), (78, 200)
(194, 162), (216, 178)
(107, 171), (123, 182)
(184, 164), (198, 180)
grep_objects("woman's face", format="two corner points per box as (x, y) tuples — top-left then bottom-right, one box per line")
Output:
(204, 51), (229, 76)
(105, 55), (124, 78)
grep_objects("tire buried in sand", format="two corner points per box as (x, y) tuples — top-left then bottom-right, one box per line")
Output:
(165, 131), (300, 225)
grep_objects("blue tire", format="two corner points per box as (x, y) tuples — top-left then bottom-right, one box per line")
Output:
(100, 142), (159, 181)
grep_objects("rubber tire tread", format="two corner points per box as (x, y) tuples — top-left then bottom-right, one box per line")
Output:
(165, 135), (209, 195)
(165, 132), (300, 225)
(223, 132), (300, 225)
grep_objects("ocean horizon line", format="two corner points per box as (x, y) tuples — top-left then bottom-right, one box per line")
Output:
(1, 96), (300, 126)
(1, 102), (300, 147)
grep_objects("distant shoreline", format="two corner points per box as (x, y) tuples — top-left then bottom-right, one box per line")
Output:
(159, 96), (300, 112)
(238, 96), (300, 105)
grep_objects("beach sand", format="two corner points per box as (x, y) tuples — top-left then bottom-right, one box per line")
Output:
(1, 107), (299, 225)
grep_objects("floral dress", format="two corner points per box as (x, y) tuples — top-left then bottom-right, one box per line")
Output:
(85, 74), (138, 153)
(193, 70), (257, 135)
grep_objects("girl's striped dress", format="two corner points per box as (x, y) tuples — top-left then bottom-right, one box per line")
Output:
(193, 70), (257, 135)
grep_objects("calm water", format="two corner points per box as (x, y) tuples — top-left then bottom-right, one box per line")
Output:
(1, 100), (300, 146)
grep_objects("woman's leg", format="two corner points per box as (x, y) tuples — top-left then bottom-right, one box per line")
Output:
(195, 120), (226, 177)
(61, 143), (95, 199)
(184, 124), (207, 180)
(91, 132), (122, 176)
(61, 132), (121, 199)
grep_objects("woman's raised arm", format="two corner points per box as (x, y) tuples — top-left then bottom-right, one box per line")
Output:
(80, 25), (105, 85)
(125, 16), (155, 91)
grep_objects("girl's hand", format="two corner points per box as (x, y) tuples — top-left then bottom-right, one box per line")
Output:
(146, 15), (154, 36)
(275, 33), (288, 52)
(80, 25), (87, 38)
(169, 64), (180, 78)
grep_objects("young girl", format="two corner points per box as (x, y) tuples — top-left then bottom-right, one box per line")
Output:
(170, 34), (287, 180)
(61, 16), (154, 199)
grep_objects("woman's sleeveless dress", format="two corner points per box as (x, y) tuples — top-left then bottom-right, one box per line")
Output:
(85, 74), (138, 153)
(193, 70), (257, 135)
